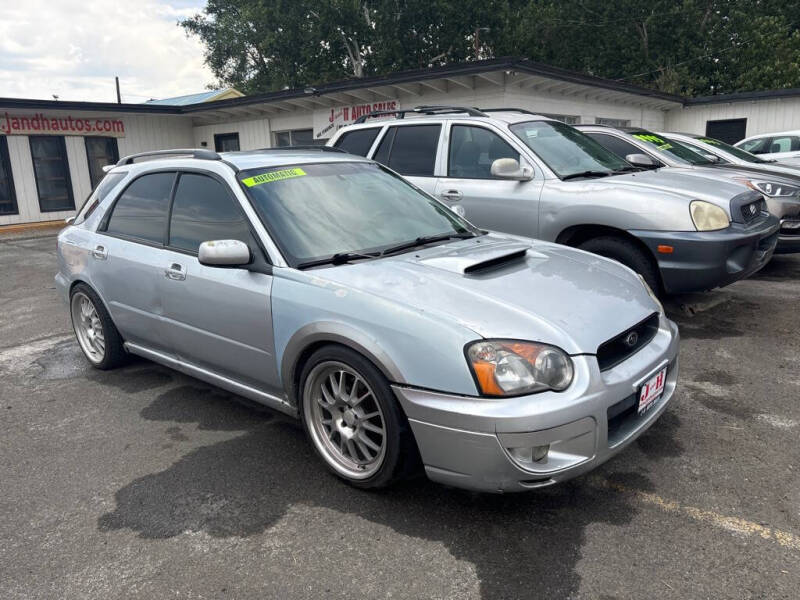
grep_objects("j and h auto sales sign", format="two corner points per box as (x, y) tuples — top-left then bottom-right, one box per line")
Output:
(313, 100), (399, 140)
(1, 112), (126, 137)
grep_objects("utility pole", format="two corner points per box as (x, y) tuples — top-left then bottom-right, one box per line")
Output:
(115, 77), (121, 104)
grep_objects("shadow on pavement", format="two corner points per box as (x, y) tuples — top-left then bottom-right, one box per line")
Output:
(97, 383), (655, 599)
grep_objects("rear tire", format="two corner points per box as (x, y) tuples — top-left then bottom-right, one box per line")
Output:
(69, 283), (127, 370)
(299, 345), (418, 489)
(578, 236), (661, 294)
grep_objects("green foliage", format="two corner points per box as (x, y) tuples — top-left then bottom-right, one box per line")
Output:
(181, 0), (800, 96)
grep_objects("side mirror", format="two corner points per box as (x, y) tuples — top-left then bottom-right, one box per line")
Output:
(198, 240), (251, 267)
(625, 153), (657, 168)
(490, 158), (533, 181)
(65, 216), (76, 225)
(702, 153), (720, 163)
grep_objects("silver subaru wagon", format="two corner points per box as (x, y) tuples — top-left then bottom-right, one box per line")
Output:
(56, 147), (679, 493)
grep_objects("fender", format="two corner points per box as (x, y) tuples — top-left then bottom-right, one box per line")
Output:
(280, 321), (407, 406)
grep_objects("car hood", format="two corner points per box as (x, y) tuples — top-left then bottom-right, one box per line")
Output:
(297, 235), (660, 355)
(587, 168), (751, 212)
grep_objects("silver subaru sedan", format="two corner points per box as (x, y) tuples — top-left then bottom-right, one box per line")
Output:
(56, 148), (679, 493)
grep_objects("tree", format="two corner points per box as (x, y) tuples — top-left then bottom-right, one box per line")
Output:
(181, 0), (800, 96)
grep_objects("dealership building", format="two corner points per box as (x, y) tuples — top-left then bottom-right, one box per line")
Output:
(2, 56), (800, 227)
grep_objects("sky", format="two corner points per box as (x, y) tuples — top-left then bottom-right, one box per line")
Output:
(0, 0), (216, 103)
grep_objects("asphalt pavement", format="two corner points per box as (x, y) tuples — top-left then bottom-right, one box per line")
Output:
(1, 231), (798, 599)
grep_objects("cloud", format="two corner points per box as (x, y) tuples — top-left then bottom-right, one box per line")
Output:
(0, 0), (215, 102)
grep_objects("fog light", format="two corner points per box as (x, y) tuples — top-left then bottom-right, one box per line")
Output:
(509, 445), (550, 464)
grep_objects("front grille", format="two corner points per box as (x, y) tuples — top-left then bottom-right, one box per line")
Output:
(730, 190), (766, 224)
(596, 313), (659, 371)
(741, 198), (767, 224)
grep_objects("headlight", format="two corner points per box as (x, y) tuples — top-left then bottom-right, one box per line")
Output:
(637, 274), (663, 314)
(466, 340), (574, 396)
(690, 200), (729, 231)
(747, 180), (800, 198)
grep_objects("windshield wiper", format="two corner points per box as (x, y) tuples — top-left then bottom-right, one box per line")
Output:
(561, 170), (613, 181)
(379, 231), (478, 257)
(612, 166), (643, 173)
(296, 251), (380, 270)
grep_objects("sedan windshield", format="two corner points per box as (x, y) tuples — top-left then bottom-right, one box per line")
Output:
(693, 136), (772, 164)
(627, 131), (713, 166)
(239, 161), (478, 266)
(510, 120), (630, 179)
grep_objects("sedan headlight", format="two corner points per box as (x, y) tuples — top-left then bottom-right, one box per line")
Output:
(746, 180), (800, 198)
(466, 340), (574, 396)
(690, 200), (729, 231)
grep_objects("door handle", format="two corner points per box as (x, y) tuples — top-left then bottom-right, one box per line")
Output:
(440, 189), (463, 201)
(164, 263), (186, 281)
(91, 245), (108, 260)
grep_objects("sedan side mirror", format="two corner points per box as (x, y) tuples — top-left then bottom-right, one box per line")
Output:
(491, 158), (533, 181)
(701, 153), (720, 163)
(198, 240), (252, 267)
(625, 153), (657, 168)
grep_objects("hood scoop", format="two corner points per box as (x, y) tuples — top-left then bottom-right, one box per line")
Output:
(416, 240), (531, 275)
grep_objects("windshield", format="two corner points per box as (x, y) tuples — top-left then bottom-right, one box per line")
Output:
(693, 136), (770, 164)
(509, 120), (629, 178)
(627, 131), (713, 166)
(239, 161), (477, 266)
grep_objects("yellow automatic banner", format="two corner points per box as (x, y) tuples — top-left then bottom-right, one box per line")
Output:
(242, 168), (307, 187)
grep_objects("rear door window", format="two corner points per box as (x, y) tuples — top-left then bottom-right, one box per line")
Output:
(75, 172), (127, 224)
(334, 128), (381, 156)
(372, 124), (441, 176)
(168, 173), (252, 253)
(104, 172), (175, 244)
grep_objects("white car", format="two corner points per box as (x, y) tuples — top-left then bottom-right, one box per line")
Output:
(735, 130), (800, 165)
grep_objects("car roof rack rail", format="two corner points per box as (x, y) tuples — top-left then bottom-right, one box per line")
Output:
(116, 148), (221, 166)
(354, 105), (488, 124)
(255, 145), (347, 153)
(479, 107), (540, 116)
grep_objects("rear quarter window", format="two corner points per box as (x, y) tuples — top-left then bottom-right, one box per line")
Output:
(75, 172), (127, 224)
(334, 128), (381, 156)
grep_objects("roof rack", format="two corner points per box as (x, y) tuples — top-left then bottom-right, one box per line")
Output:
(479, 107), (540, 116)
(116, 148), (221, 166)
(354, 105), (488, 124)
(257, 145), (346, 153)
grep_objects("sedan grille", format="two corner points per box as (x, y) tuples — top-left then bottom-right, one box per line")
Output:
(741, 198), (767, 224)
(596, 313), (659, 371)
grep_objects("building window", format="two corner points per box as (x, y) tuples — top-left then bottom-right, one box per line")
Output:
(0, 137), (18, 215)
(30, 136), (75, 212)
(273, 129), (324, 147)
(595, 117), (631, 128)
(541, 114), (580, 125)
(214, 132), (240, 152)
(85, 137), (119, 190)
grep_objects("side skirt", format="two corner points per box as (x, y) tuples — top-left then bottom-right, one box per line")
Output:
(124, 341), (298, 418)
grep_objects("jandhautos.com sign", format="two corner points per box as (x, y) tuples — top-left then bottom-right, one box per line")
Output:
(313, 100), (399, 140)
(1, 112), (126, 137)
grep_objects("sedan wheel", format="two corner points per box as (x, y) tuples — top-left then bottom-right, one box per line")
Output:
(71, 291), (106, 364)
(304, 361), (387, 480)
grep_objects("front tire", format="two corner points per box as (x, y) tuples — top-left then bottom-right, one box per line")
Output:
(69, 283), (126, 370)
(578, 236), (661, 294)
(299, 346), (417, 489)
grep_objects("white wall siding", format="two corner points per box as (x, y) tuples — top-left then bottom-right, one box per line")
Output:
(193, 118), (271, 150)
(665, 97), (800, 138)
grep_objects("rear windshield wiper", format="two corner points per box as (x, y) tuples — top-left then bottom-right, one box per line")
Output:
(296, 251), (380, 270)
(380, 231), (478, 257)
(561, 170), (613, 181)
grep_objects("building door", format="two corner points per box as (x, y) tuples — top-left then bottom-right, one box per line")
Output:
(706, 119), (747, 144)
(214, 132), (240, 152)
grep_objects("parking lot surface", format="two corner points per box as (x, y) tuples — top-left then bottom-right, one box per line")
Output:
(1, 231), (799, 600)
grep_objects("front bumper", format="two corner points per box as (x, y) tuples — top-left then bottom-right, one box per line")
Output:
(631, 215), (780, 294)
(393, 317), (680, 493)
(775, 218), (800, 254)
